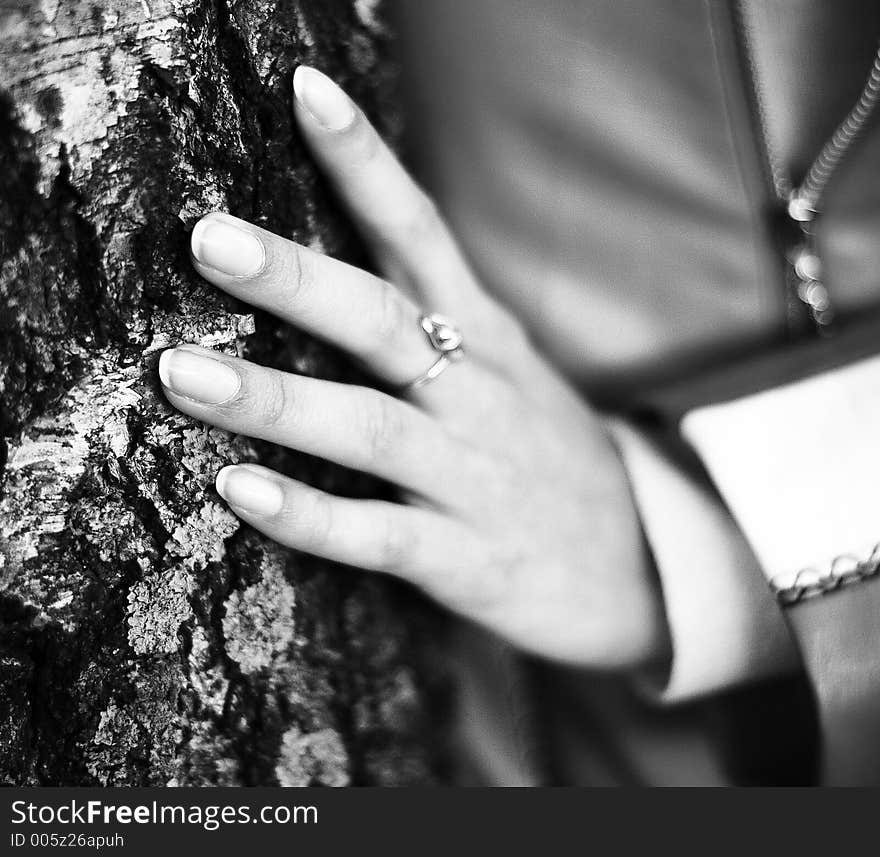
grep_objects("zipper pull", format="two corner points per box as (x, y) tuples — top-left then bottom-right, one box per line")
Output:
(787, 195), (817, 224)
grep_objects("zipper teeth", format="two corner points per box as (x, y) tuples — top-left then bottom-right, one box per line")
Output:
(798, 45), (880, 208)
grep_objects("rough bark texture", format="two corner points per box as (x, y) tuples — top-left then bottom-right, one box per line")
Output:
(0, 0), (446, 786)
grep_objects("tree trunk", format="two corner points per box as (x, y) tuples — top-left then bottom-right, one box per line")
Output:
(0, 0), (445, 786)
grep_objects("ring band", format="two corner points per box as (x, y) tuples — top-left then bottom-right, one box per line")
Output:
(405, 314), (464, 391)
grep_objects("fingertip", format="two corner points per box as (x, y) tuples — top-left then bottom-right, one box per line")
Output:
(189, 212), (265, 278)
(215, 463), (285, 517)
(157, 346), (241, 404)
(292, 64), (356, 132)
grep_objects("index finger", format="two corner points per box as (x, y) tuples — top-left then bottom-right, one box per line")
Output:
(292, 65), (483, 313)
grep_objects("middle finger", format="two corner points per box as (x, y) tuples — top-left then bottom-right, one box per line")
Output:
(189, 211), (454, 388)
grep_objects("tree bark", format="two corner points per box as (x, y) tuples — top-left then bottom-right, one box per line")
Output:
(0, 0), (445, 786)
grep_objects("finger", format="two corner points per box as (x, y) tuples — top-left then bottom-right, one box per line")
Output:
(189, 211), (439, 386)
(215, 464), (484, 589)
(159, 344), (478, 506)
(189, 212), (522, 389)
(291, 65), (484, 313)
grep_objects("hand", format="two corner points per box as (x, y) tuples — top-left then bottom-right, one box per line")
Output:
(159, 66), (669, 669)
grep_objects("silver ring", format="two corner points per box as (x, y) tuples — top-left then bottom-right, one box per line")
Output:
(405, 314), (464, 391)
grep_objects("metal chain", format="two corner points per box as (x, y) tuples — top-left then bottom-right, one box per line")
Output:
(796, 43), (880, 210)
(770, 543), (880, 607)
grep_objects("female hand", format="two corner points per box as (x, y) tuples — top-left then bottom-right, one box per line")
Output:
(159, 66), (669, 669)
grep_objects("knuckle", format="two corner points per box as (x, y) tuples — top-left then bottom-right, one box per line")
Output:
(372, 283), (409, 349)
(432, 537), (510, 611)
(277, 240), (316, 305)
(347, 116), (383, 169)
(493, 375), (528, 418)
(456, 448), (518, 516)
(361, 394), (406, 464)
(376, 516), (416, 576)
(302, 490), (336, 551)
(486, 306), (532, 357)
(258, 371), (293, 430)
(465, 554), (518, 609)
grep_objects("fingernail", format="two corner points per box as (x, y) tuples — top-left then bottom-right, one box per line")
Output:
(191, 214), (265, 277)
(216, 465), (284, 516)
(159, 348), (241, 404)
(293, 65), (356, 132)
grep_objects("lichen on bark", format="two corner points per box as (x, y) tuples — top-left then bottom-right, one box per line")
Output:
(0, 0), (445, 786)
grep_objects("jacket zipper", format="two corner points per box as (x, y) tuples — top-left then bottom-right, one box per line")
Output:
(735, 4), (880, 336)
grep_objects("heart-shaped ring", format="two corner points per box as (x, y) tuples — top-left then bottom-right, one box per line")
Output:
(404, 313), (465, 392)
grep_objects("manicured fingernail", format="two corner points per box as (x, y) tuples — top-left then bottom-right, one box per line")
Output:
(216, 465), (284, 516)
(191, 215), (265, 277)
(293, 65), (356, 132)
(159, 348), (241, 404)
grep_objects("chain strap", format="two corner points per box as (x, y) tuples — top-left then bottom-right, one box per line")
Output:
(770, 543), (880, 606)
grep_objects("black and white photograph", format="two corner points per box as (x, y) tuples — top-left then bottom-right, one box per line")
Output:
(2, 0), (880, 816)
